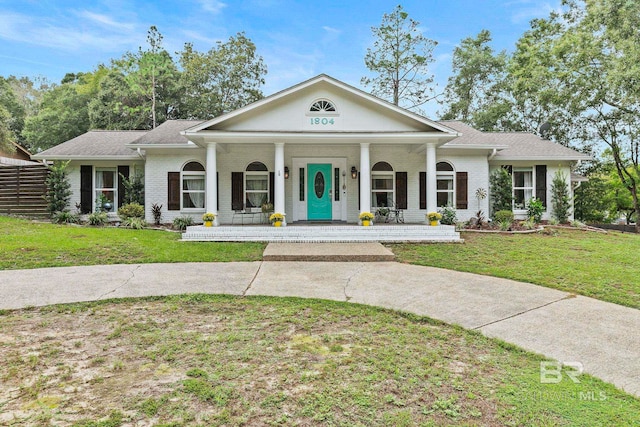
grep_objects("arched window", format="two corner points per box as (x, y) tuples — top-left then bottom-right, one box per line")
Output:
(245, 161), (269, 208)
(436, 161), (455, 207)
(372, 161), (394, 207)
(309, 99), (336, 113)
(182, 161), (205, 209)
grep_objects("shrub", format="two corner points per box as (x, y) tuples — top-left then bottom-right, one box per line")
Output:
(87, 212), (108, 226)
(121, 217), (147, 229)
(438, 206), (457, 225)
(52, 211), (80, 224)
(45, 161), (72, 217)
(551, 170), (571, 223)
(520, 219), (537, 230)
(493, 210), (514, 224)
(118, 202), (145, 220)
(151, 203), (163, 225)
(120, 172), (145, 205)
(498, 219), (512, 231)
(489, 168), (513, 213)
(173, 215), (194, 231)
(526, 197), (544, 223)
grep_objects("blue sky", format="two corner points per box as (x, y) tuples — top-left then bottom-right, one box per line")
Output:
(0, 0), (560, 116)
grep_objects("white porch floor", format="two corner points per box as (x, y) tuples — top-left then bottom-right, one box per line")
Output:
(181, 223), (462, 243)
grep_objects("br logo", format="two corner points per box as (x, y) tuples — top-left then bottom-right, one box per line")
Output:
(540, 361), (583, 384)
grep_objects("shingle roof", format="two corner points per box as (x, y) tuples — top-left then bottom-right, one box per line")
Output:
(438, 120), (501, 147)
(131, 119), (205, 145)
(489, 132), (591, 160)
(438, 120), (590, 160)
(32, 130), (146, 159)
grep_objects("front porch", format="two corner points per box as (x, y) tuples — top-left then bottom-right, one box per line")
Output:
(181, 223), (462, 243)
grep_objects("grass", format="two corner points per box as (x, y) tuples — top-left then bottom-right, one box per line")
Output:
(392, 228), (640, 309)
(1, 295), (638, 426)
(0, 216), (264, 269)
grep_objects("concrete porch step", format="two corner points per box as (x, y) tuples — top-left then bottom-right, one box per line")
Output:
(182, 224), (462, 243)
(263, 242), (395, 262)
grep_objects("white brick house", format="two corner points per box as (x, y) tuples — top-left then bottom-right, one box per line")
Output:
(33, 74), (589, 225)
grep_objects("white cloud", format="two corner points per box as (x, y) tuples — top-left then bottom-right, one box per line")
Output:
(506, 1), (562, 23)
(197, 0), (227, 14)
(0, 11), (138, 52)
(322, 26), (341, 35)
(74, 10), (136, 32)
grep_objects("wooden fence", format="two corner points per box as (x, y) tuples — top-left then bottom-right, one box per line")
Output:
(0, 164), (49, 217)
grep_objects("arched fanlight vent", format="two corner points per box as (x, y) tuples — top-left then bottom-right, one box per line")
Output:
(310, 99), (336, 113)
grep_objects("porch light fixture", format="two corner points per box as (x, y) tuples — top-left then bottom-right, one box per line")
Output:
(351, 166), (358, 179)
(284, 166), (289, 179)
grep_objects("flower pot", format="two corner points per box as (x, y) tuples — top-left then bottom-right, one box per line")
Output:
(430, 220), (439, 226)
(273, 221), (282, 227)
(362, 220), (371, 227)
(204, 221), (213, 227)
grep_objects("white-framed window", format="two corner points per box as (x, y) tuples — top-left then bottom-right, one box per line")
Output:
(436, 162), (455, 207)
(95, 168), (117, 211)
(309, 99), (337, 113)
(371, 161), (394, 208)
(245, 161), (269, 209)
(513, 167), (533, 210)
(182, 161), (205, 210)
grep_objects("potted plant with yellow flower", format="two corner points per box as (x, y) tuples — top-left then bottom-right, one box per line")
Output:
(359, 211), (375, 226)
(269, 212), (284, 227)
(427, 211), (442, 226)
(202, 212), (216, 227)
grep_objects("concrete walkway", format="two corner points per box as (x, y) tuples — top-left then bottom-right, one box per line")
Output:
(0, 260), (638, 397)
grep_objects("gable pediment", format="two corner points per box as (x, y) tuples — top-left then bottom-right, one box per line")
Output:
(188, 75), (452, 135)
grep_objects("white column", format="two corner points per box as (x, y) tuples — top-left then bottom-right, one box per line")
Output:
(274, 142), (287, 226)
(359, 143), (371, 218)
(205, 143), (219, 226)
(425, 142), (437, 218)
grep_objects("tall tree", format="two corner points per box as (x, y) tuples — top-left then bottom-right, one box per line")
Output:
(361, 5), (437, 110)
(178, 32), (267, 119)
(0, 77), (25, 150)
(440, 30), (508, 125)
(22, 83), (91, 152)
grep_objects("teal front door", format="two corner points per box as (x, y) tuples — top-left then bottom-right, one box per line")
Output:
(307, 163), (332, 220)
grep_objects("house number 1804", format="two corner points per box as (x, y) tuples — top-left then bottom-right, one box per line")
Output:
(310, 118), (335, 125)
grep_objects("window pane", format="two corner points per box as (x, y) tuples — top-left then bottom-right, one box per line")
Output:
(183, 176), (204, 191)
(246, 175), (268, 190)
(246, 193), (267, 208)
(97, 170), (115, 189)
(372, 175), (393, 190)
(514, 170), (532, 188)
(437, 192), (452, 207)
(372, 192), (392, 207)
(437, 177), (453, 190)
(183, 192), (204, 208)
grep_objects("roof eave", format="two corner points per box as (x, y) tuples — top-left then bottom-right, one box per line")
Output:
(31, 154), (142, 161)
(490, 155), (592, 162)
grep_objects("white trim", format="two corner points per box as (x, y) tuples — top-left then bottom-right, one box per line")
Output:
(183, 75), (459, 135)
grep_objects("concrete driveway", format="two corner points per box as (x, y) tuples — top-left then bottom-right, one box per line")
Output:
(0, 260), (638, 397)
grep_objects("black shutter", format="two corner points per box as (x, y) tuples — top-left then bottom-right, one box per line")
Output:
(117, 165), (129, 208)
(231, 172), (244, 210)
(456, 172), (468, 209)
(80, 165), (93, 214)
(168, 172), (180, 210)
(216, 172), (219, 210)
(419, 172), (426, 210)
(269, 172), (275, 204)
(395, 172), (407, 209)
(536, 165), (547, 208)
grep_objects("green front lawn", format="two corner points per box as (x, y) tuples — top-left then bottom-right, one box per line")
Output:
(1, 295), (638, 426)
(0, 216), (264, 269)
(392, 228), (640, 309)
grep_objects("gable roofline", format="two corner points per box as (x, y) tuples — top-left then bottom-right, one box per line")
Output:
(183, 74), (459, 136)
